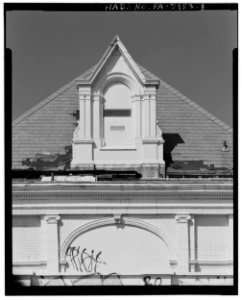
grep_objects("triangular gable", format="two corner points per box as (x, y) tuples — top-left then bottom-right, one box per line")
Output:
(75, 35), (159, 86)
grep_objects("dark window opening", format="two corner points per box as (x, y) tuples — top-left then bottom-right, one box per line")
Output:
(104, 109), (131, 117)
(110, 126), (125, 131)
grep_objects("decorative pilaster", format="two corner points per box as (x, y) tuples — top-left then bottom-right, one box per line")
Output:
(100, 96), (105, 147)
(45, 215), (61, 274)
(140, 90), (165, 177)
(93, 93), (101, 142)
(131, 94), (142, 141)
(141, 88), (157, 138)
(76, 88), (91, 139)
(227, 215), (233, 261)
(40, 215), (47, 263)
(84, 93), (92, 138)
(150, 92), (156, 137)
(76, 87), (92, 139)
(175, 214), (191, 273)
(71, 87), (94, 169)
(189, 215), (196, 272)
(142, 92), (150, 138)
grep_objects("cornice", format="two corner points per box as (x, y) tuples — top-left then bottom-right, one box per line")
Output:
(12, 190), (233, 201)
(13, 197), (233, 216)
(12, 184), (233, 216)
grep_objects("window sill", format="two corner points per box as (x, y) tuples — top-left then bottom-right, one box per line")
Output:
(100, 146), (137, 151)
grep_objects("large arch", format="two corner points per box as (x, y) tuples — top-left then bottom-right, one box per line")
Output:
(61, 217), (177, 266)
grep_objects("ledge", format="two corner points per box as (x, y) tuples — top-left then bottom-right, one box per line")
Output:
(13, 261), (47, 267)
(72, 139), (94, 144)
(142, 138), (164, 144)
(100, 146), (137, 151)
(190, 260), (233, 266)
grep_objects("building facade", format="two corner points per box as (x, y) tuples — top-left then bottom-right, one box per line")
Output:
(12, 36), (233, 287)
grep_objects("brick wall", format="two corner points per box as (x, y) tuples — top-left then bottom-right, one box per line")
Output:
(195, 215), (229, 261)
(12, 216), (41, 262)
(11, 213), (233, 275)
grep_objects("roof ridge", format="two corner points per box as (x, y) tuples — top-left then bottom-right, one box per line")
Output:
(158, 76), (233, 133)
(12, 66), (96, 128)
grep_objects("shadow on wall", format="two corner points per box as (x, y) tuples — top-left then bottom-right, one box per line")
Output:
(163, 133), (185, 169)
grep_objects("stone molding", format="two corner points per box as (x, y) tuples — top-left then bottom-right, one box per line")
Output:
(190, 260), (233, 266)
(44, 215), (61, 224)
(12, 191), (233, 201)
(12, 187), (233, 215)
(142, 138), (164, 144)
(175, 214), (191, 223)
(12, 261), (47, 267)
(72, 139), (94, 144)
(79, 94), (91, 101)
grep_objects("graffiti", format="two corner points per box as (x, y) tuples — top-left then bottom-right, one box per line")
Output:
(31, 273), (123, 286)
(40, 275), (67, 286)
(66, 246), (106, 273)
(72, 272), (123, 286)
(143, 276), (162, 286)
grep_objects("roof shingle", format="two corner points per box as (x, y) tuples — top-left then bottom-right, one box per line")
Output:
(12, 64), (233, 171)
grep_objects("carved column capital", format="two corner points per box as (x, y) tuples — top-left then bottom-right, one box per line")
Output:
(175, 214), (191, 223)
(131, 94), (142, 102)
(92, 93), (101, 101)
(79, 93), (91, 101)
(45, 215), (61, 224)
(79, 94), (85, 101)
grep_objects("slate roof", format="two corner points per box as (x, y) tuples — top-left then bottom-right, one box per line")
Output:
(12, 36), (233, 175)
(12, 61), (233, 174)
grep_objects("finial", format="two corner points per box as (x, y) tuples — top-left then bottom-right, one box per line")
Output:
(111, 34), (121, 45)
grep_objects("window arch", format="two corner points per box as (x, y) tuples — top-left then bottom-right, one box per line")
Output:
(103, 82), (133, 146)
(94, 73), (141, 148)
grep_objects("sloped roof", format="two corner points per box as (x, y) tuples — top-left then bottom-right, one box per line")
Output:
(12, 37), (233, 173)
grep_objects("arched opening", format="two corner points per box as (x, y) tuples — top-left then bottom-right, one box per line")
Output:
(62, 220), (174, 275)
(103, 83), (133, 147)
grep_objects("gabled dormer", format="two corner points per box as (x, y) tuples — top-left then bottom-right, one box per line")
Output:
(71, 35), (165, 178)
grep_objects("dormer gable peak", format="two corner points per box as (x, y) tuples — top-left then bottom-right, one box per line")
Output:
(76, 35), (160, 87)
(111, 34), (121, 45)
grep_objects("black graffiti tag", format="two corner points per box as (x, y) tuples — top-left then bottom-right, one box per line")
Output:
(66, 246), (105, 272)
(143, 276), (162, 286)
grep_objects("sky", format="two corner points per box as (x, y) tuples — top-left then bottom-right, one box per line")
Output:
(6, 8), (237, 127)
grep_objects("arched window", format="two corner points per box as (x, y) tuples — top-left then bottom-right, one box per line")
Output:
(103, 83), (133, 147)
